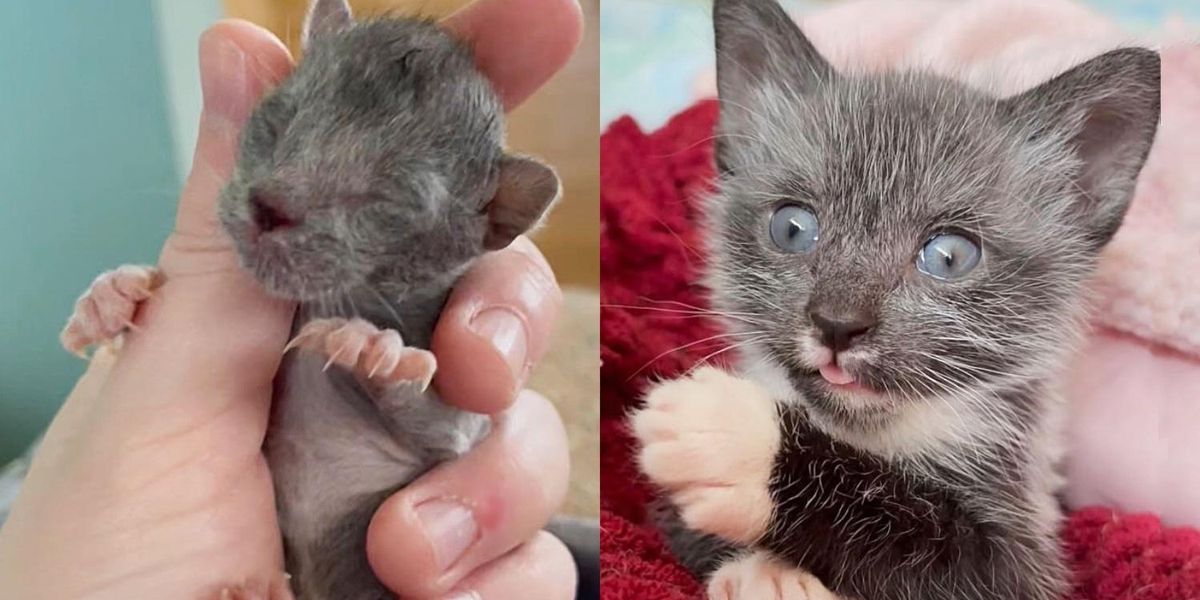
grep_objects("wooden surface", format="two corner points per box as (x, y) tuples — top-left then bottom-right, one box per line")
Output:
(223, 0), (600, 289)
(526, 287), (599, 517)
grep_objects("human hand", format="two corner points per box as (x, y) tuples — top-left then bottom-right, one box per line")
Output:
(0, 0), (580, 598)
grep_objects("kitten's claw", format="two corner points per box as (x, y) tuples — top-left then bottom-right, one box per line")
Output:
(281, 319), (338, 355)
(287, 317), (436, 390)
(213, 575), (295, 600)
(708, 552), (840, 600)
(630, 367), (780, 544)
(60, 264), (162, 357)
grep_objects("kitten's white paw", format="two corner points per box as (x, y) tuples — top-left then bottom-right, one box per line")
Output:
(60, 264), (162, 357)
(630, 366), (780, 544)
(708, 552), (838, 600)
(286, 318), (436, 391)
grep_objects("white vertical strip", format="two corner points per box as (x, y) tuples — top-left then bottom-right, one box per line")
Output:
(151, 0), (223, 182)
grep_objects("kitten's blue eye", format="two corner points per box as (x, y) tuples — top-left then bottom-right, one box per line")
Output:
(917, 233), (981, 280)
(769, 204), (819, 253)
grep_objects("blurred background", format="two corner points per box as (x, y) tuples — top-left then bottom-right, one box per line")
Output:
(0, 0), (599, 518)
(601, 0), (1200, 129)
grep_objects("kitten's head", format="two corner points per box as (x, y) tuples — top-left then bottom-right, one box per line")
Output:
(708, 0), (1159, 441)
(219, 0), (559, 302)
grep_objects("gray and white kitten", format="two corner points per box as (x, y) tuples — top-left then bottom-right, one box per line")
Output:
(658, 0), (1160, 598)
(219, 1), (564, 598)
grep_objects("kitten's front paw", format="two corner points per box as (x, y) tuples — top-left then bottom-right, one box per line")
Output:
(60, 264), (162, 357)
(630, 366), (780, 544)
(286, 318), (436, 391)
(708, 552), (839, 600)
(214, 573), (294, 600)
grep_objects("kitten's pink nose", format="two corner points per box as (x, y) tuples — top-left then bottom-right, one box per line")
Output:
(809, 306), (876, 353)
(250, 192), (300, 234)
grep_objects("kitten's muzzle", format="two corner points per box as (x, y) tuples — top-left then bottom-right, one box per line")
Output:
(808, 304), (877, 353)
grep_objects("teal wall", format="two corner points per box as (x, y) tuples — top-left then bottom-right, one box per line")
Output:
(0, 1), (218, 461)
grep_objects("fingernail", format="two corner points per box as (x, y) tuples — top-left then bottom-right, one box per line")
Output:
(443, 590), (482, 600)
(415, 499), (478, 572)
(200, 34), (247, 122)
(470, 308), (528, 382)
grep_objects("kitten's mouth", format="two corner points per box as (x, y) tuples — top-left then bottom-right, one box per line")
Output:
(818, 363), (854, 385)
(784, 357), (894, 429)
(228, 223), (353, 303)
(817, 362), (876, 395)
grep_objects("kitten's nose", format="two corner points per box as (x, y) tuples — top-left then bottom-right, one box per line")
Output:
(809, 306), (876, 353)
(250, 192), (300, 234)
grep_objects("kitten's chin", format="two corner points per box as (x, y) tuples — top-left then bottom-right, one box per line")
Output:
(789, 367), (898, 431)
(819, 380), (892, 417)
(240, 243), (356, 303)
(822, 379), (878, 399)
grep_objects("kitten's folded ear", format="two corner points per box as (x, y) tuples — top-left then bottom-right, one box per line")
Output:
(712, 0), (834, 171)
(483, 155), (562, 251)
(303, 0), (354, 49)
(1001, 48), (1160, 250)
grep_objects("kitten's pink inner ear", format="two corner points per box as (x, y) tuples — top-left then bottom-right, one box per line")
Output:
(303, 0), (354, 49)
(1001, 48), (1159, 248)
(483, 155), (562, 251)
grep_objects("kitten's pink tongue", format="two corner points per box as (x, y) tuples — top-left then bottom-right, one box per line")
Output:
(819, 363), (856, 385)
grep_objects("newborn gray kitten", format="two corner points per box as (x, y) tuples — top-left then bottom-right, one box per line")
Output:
(59, 1), (576, 594)
(217, 2), (563, 598)
(645, 0), (1160, 598)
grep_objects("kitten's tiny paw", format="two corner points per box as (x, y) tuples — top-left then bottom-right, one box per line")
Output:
(214, 584), (294, 600)
(213, 572), (295, 600)
(708, 552), (838, 600)
(60, 264), (161, 357)
(217, 586), (261, 600)
(286, 318), (436, 390)
(630, 366), (780, 544)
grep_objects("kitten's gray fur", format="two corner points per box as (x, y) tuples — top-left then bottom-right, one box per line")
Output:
(657, 0), (1160, 598)
(217, 1), (569, 598)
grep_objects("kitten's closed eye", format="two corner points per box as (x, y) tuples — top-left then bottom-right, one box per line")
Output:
(396, 49), (422, 72)
(245, 94), (297, 152)
(769, 204), (820, 253)
(916, 232), (981, 280)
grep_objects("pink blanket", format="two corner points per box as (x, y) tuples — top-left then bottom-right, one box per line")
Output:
(691, 0), (1200, 528)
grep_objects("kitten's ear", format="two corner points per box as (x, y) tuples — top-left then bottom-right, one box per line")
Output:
(1001, 48), (1160, 249)
(483, 155), (562, 251)
(713, 0), (834, 171)
(303, 0), (354, 49)
(713, 0), (832, 95)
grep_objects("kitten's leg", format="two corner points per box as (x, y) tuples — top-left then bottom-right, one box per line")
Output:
(648, 499), (742, 578)
(629, 367), (780, 545)
(707, 551), (840, 600)
(60, 264), (161, 357)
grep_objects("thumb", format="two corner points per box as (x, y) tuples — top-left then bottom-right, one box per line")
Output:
(99, 21), (294, 424)
(173, 20), (293, 250)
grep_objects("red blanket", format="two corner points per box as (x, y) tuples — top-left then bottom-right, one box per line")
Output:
(598, 100), (1200, 600)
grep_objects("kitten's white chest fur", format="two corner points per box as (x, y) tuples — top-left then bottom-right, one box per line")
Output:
(738, 346), (1067, 539)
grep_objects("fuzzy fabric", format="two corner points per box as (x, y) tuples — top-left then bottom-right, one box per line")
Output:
(688, 0), (1200, 531)
(599, 100), (1200, 599)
